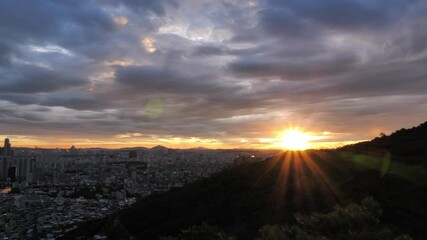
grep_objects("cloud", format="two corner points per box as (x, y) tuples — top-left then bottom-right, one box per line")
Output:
(0, 65), (88, 93)
(0, 42), (12, 65)
(227, 49), (359, 80)
(113, 61), (240, 96)
(102, 0), (178, 16)
(0, 0), (427, 148)
(115, 132), (143, 138)
(0, 0), (116, 49)
(264, 0), (411, 31)
(258, 7), (317, 39)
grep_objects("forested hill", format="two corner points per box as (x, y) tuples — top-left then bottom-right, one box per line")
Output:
(64, 122), (427, 240)
(341, 121), (427, 159)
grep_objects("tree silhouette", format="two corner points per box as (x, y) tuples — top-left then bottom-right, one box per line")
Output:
(255, 197), (412, 240)
(160, 222), (235, 240)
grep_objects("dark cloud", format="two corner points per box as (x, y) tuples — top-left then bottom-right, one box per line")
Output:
(38, 91), (102, 110)
(0, 0), (143, 65)
(114, 65), (228, 94)
(258, 8), (317, 39)
(0, 94), (38, 106)
(0, 42), (12, 65)
(228, 49), (359, 80)
(265, 0), (412, 31)
(0, 0), (115, 45)
(192, 45), (227, 56)
(325, 62), (427, 97)
(0, 91), (107, 111)
(0, 65), (88, 94)
(102, 0), (179, 15)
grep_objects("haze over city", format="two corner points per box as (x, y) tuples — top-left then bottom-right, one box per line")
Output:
(2, 0), (427, 149)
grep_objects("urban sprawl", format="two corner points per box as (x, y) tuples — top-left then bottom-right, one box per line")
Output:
(0, 138), (277, 239)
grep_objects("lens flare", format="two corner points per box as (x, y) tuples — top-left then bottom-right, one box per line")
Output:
(145, 99), (163, 119)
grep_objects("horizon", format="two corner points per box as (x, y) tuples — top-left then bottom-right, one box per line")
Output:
(3, 121), (424, 150)
(3, 139), (353, 151)
(2, 136), (365, 150)
(1, 0), (427, 149)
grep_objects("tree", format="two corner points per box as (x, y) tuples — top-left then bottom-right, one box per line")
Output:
(256, 197), (412, 240)
(160, 222), (235, 240)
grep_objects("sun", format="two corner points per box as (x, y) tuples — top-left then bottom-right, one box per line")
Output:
(277, 129), (312, 150)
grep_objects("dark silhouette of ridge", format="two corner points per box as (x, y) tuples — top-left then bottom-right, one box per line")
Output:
(341, 121), (427, 167)
(343, 121), (427, 151)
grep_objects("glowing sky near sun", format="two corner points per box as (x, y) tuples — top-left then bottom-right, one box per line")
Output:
(1, 0), (427, 149)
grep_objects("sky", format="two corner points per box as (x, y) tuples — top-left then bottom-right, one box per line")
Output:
(1, 0), (427, 149)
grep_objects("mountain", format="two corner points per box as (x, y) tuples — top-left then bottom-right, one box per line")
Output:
(65, 122), (427, 240)
(151, 145), (170, 151)
(119, 147), (150, 151)
(341, 122), (427, 165)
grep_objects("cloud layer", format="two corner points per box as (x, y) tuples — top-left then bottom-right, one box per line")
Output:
(1, 0), (427, 148)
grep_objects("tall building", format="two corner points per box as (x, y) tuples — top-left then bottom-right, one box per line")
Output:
(0, 138), (12, 180)
(3, 138), (12, 156)
(0, 138), (38, 182)
(0, 155), (7, 180)
(16, 157), (36, 183)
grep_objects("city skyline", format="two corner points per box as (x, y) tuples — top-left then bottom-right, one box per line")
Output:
(1, 0), (427, 149)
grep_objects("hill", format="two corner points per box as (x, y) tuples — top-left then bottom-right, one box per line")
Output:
(64, 122), (427, 240)
(341, 121), (427, 164)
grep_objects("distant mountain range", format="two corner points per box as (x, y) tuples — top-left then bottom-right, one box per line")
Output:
(65, 121), (427, 240)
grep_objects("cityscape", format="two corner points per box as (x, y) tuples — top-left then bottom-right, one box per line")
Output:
(0, 138), (277, 239)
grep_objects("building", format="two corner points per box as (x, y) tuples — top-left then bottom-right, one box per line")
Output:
(0, 138), (13, 180)
(16, 156), (37, 183)
(0, 138), (39, 183)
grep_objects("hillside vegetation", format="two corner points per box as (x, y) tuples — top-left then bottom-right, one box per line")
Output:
(64, 122), (427, 240)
